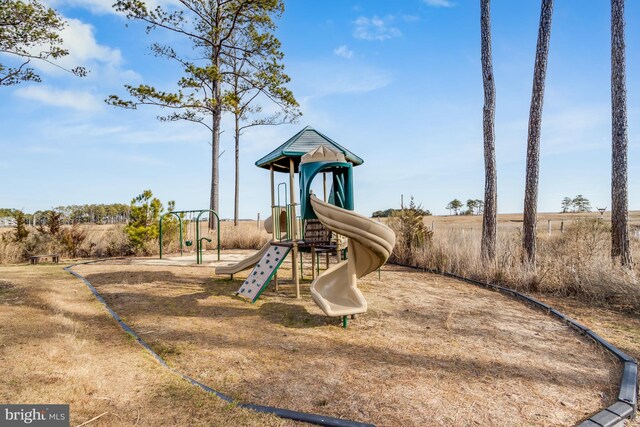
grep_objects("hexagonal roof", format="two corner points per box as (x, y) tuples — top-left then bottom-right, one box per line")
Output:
(255, 126), (363, 172)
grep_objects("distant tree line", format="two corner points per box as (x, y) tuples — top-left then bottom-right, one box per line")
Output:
(4, 190), (179, 260)
(1, 204), (131, 225)
(561, 195), (592, 213)
(446, 199), (484, 216)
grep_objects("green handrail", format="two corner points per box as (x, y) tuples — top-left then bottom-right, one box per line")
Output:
(196, 209), (220, 264)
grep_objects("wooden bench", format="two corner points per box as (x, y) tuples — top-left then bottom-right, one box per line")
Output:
(29, 254), (60, 265)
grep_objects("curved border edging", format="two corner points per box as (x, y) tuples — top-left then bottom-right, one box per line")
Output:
(390, 262), (637, 427)
(64, 260), (373, 427)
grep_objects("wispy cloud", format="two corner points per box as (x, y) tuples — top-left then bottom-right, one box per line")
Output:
(333, 45), (354, 59)
(122, 155), (166, 166)
(291, 61), (392, 97)
(353, 16), (401, 41)
(423, 0), (454, 7)
(402, 15), (420, 23)
(14, 86), (103, 112)
(25, 145), (63, 154)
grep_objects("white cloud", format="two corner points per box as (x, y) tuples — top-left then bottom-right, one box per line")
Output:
(423, 0), (454, 7)
(21, 16), (139, 83)
(353, 16), (401, 41)
(333, 45), (354, 59)
(15, 86), (103, 112)
(57, 18), (122, 70)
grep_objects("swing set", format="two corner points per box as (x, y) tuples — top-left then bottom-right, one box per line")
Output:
(158, 209), (220, 264)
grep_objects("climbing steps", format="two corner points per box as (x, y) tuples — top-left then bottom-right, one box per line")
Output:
(236, 244), (291, 302)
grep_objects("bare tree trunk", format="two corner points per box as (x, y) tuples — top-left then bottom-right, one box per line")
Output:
(480, 0), (497, 262)
(210, 77), (220, 230)
(523, 0), (554, 266)
(611, 0), (632, 266)
(234, 112), (240, 226)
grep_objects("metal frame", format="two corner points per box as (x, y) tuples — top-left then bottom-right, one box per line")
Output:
(159, 209), (220, 263)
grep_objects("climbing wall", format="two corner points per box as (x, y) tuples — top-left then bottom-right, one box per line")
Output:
(236, 245), (291, 302)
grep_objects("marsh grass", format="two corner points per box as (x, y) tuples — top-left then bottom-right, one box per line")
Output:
(392, 218), (640, 310)
(0, 220), (269, 263)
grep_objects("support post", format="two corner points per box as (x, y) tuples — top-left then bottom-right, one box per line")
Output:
(289, 158), (299, 298)
(270, 166), (276, 240)
(547, 219), (551, 235)
(323, 172), (327, 202)
(311, 247), (316, 280)
(271, 167), (277, 292)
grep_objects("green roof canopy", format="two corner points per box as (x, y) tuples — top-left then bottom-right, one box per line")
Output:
(255, 126), (364, 172)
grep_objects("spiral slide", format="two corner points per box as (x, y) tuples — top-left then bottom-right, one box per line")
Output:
(309, 195), (396, 317)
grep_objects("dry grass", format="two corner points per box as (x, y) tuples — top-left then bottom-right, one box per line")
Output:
(392, 216), (640, 311)
(0, 225), (132, 263)
(0, 221), (270, 264)
(218, 221), (269, 250)
(71, 259), (621, 427)
(423, 210), (640, 232)
(0, 264), (293, 427)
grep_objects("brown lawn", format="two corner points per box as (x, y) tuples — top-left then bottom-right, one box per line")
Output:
(67, 258), (624, 427)
(0, 264), (293, 427)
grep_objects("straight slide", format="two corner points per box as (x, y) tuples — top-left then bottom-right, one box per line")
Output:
(215, 241), (272, 275)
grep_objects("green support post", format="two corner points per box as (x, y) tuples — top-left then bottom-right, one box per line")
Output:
(342, 316), (348, 329)
(159, 212), (183, 259)
(159, 210), (218, 263)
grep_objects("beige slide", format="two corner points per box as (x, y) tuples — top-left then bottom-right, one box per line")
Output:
(215, 240), (272, 275)
(215, 215), (276, 275)
(309, 195), (396, 317)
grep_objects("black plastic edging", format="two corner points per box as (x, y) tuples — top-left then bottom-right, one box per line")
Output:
(390, 262), (638, 427)
(64, 260), (374, 427)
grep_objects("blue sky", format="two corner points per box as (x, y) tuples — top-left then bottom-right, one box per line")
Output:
(2, 0), (640, 218)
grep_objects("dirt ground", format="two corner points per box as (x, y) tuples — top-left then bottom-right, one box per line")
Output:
(67, 256), (624, 427)
(0, 264), (292, 427)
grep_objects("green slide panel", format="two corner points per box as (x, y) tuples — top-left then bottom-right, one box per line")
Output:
(236, 245), (291, 303)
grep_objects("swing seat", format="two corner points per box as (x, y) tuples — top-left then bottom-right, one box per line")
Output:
(185, 240), (193, 247)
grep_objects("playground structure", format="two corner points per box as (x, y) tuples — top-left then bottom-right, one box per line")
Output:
(215, 126), (396, 325)
(159, 209), (220, 264)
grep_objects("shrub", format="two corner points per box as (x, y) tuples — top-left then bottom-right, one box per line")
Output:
(125, 190), (175, 255)
(12, 210), (29, 242)
(389, 197), (432, 264)
(59, 224), (88, 258)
